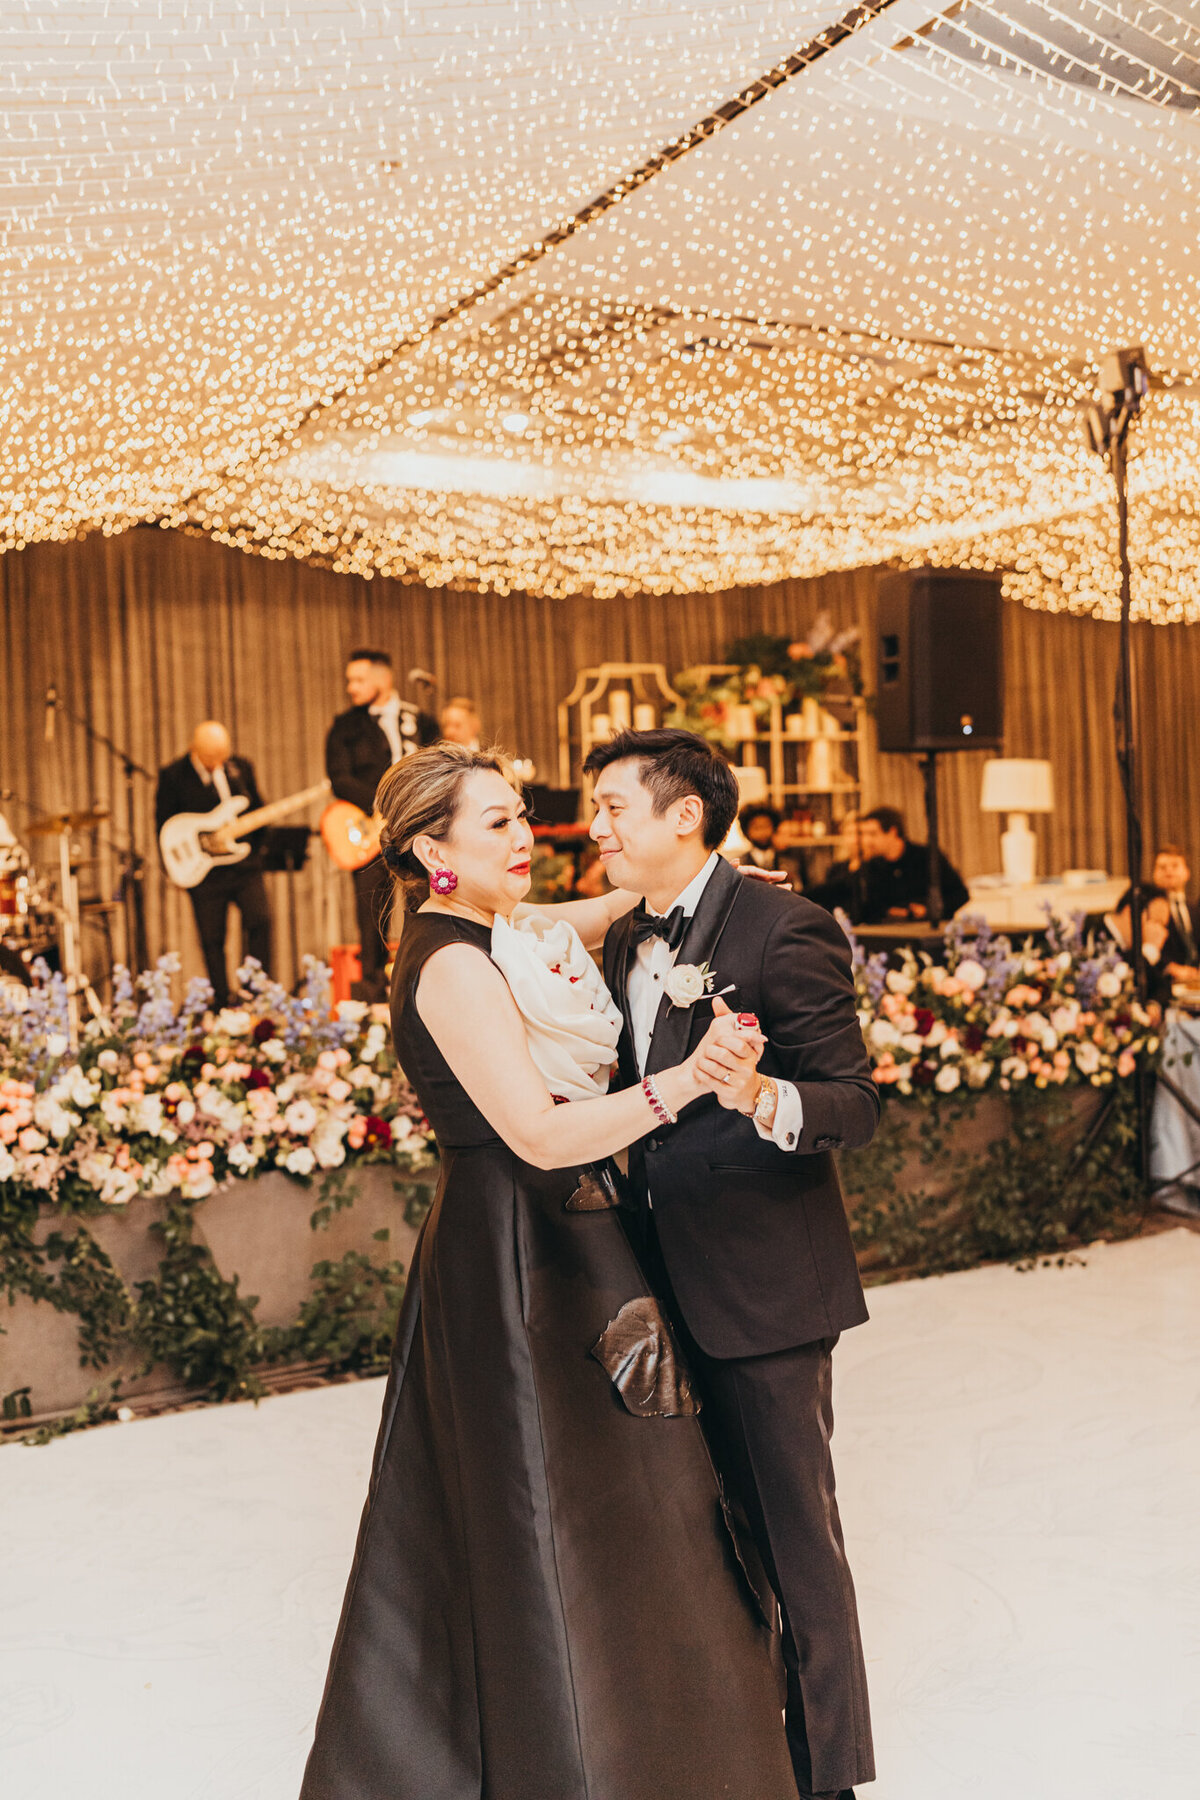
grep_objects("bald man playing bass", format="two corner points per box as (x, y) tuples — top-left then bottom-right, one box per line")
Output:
(155, 721), (272, 1008)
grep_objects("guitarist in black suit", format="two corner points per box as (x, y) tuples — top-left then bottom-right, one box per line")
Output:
(586, 728), (879, 1800)
(155, 721), (271, 1008)
(325, 649), (438, 1003)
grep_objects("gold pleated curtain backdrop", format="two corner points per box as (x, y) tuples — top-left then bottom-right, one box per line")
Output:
(1, 527), (1196, 992)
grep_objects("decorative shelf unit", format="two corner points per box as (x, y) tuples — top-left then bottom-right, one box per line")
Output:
(556, 663), (684, 792)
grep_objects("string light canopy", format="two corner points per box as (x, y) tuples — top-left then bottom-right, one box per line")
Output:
(3, 0), (1199, 618)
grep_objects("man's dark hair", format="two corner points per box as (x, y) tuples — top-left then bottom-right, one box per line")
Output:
(347, 647), (392, 668)
(863, 805), (907, 840)
(583, 728), (739, 850)
(740, 803), (782, 833)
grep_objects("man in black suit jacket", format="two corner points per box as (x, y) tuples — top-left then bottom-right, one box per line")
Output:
(856, 804), (968, 924)
(155, 721), (270, 1008)
(325, 649), (438, 1002)
(586, 728), (878, 1800)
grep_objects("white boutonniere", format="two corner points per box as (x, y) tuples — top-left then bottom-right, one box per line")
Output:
(663, 961), (735, 1010)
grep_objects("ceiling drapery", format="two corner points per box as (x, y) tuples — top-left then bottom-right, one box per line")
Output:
(3, 0), (1199, 617)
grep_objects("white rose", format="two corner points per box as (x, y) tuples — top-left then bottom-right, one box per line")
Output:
(663, 963), (707, 1007)
(260, 1037), (287, 1064)
(284, 1145), (316, 1176)
(935, 1063), (961, 1093)
(227, 1140), (259, 1174)
(216, 1008), (252, 1036)
(1000, 1055), (1029, 1081)
(965, 1057), (992, 1089)
(337, 1001), (369, 1025)
(0, 1145), (15, 1181)
(1075, 1041), (1101, 1075)
(939, 1037), (961, 1059)
(1096, 970), (1122, 999)
(283, 1099), (318, 1136)
(97, 1049), (120, 1073)
(868, 1019), (901, 1052)
(900, 1033), (925, 1056)
(175, 1098), (196, 1126)
(954, 958), (986, 991)
(885, 970), (914, 995)
(926, 1020), (948, 1047)
(45, 1033), (69, 1059)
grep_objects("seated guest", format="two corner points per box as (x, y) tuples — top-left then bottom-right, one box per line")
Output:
(155, 721), (271, 1009)
(1107, 844), (1200, 1000)
(857, 805), (969, 924)
(806, 810), (862, 915)
(738, 804), (782, 870)
(439, 695), (482, 750)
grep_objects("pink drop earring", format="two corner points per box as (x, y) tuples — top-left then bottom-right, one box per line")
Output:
(430, 868), (458, 896)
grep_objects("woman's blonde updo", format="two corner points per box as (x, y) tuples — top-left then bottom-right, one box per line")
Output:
(375, 743), (520, 911)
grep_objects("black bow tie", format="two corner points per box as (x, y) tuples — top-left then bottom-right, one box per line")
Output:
(629, 904), (688, 951)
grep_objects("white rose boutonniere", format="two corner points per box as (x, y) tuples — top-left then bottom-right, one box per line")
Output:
(663, 961), (734, 1010)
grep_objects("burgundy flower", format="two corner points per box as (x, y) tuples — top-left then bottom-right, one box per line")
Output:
(363, 1115), (392, 1149)
(913, 1061), (938, 1087)
(963, 1026), (985, 1053)
(246, 1067), (272, 1090)
(180, 1044), (205, 1067)
(252, 1018), (277, 1044)
(914, 1008), (935, 1037)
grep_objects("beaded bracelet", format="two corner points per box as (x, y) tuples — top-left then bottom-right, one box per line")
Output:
(642, 1074), (678, 1127)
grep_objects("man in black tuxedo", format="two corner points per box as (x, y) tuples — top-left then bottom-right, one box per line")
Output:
(155, 721), (271, 1008)
(586, 728), (878, 1800)
(325, 649), (438, 1003)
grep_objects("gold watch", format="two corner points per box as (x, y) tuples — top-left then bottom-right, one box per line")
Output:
(744, 1074), (777, 1124)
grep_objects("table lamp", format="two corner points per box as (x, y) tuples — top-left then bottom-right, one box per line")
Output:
(980, 759), (1054, 885)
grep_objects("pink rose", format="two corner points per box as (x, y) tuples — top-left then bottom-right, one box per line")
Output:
(1117, 1049), (1136, 1078)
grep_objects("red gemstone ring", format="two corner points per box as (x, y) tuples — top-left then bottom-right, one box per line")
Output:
(737, 1012), (759, 1030)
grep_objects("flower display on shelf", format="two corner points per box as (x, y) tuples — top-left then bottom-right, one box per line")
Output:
(0, 956), (437, 1211)
(665, 614), (862, 746)
(849, 914), (1159, 1100)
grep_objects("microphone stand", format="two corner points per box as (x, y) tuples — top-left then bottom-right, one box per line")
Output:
(48, 695), (153, 975)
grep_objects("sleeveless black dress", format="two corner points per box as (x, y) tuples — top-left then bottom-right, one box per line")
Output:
(300, 913), (796, 1800)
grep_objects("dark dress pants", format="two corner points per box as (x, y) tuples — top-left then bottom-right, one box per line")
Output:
(352, 855), (392, 997)
(642, 1214), (874, 1800)
(188, 867), (271, 1009)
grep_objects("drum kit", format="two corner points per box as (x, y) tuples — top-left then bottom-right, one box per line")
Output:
(0, 801), (108, 1013)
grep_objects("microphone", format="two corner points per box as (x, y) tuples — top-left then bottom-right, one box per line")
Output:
(44, 685), (57, 743)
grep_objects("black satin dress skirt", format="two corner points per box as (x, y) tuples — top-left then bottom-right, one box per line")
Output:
(299, 1141), (797, 1800)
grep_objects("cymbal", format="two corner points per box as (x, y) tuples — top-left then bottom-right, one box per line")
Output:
(26, 807), (110, 835)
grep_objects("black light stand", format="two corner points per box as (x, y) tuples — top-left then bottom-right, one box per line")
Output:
(1083, 345), (1152, 1168)
(48, 693), (153, 975)
(921, 751), (945, 926)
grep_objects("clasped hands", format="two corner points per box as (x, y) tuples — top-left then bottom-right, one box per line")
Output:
(689, 997), (765, 1112)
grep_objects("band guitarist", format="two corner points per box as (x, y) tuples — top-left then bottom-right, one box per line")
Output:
(155, 721), (271, 1008)
(325, 649), (438, 1003)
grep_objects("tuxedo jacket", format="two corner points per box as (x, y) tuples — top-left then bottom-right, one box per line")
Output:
(154, 754), (267, 872)
(603, 854), (879, 1359)
(325, 704), (439, 815)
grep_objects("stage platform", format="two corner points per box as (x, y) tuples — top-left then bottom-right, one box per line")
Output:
(2, 1230), (1197, 1800)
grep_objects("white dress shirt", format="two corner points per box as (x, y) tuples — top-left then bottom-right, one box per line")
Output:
(190, 754), (232, 804)
(626, 852), (804, 1151)
(369, 693), (405, 764)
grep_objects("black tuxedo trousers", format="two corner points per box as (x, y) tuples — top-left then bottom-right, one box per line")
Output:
(603, 858), (879, 1793)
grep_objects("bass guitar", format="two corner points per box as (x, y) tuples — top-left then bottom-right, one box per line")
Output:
(160, 781), (331, 889)
(319, 800), (382, 872)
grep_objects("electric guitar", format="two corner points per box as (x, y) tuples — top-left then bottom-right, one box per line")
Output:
(320, 800), (383, 872)
(160, 781), (331, 889)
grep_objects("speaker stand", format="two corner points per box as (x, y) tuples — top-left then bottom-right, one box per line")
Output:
(921, 751), (945, 926)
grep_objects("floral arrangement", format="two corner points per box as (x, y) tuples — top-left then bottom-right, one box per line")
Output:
(666, 614), (862, 747)
(0, 957), (437, 1211)
(851, 915), (1159, 1099)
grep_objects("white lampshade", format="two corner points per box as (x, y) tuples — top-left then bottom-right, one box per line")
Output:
(980, 758), (1054, 814)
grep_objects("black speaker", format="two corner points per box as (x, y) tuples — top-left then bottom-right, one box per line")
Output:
(876, 568), (1004, 753)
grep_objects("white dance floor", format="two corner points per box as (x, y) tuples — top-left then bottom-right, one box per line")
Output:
(2, 1229), (1198, 1800)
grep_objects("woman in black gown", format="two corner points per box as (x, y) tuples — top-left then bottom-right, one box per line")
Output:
(300, 745), (797, 1800)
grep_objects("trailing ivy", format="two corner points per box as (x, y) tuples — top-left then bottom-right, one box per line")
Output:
(263, 1235), (407, 1375)
(132, 1202), (265, 1402)
(844, 1083), (1146, 1278)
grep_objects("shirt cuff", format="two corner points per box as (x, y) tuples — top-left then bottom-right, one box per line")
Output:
(1143, 942), (1162, 965)
(754, 1078), (804, 1151)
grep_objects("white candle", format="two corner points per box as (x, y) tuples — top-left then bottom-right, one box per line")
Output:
(633, 703), (657, 732)
(608, 690), (632, 731)
(591, 713), (611, 741)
